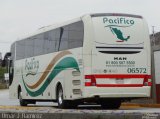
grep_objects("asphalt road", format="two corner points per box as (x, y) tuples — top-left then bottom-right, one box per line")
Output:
(1, 89), (160, 112)
(1, 89), (160, 119)
(0, 89), (54, 106)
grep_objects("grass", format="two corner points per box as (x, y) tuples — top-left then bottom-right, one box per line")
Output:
(0, 83), (7, 89)
(0, 67), (7, 79)
(0, 67), (7, 89)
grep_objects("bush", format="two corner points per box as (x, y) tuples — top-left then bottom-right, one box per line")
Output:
(0, 83), (7, 89)
(0, 67), (8, 89)
(0, 67), (7, 82)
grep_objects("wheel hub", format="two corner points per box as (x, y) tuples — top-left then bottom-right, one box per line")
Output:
(58, 89), (63, 104)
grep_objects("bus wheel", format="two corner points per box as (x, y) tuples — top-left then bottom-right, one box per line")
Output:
(57, 85), (74, 108)
(18, 91), (28, 106)
(57, 85), (66, 108)
(100, 99), (121, 109)
(57, 85), (78, 109)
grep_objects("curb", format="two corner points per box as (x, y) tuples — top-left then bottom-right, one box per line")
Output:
(0, 110), (160, 119)
(122, 103), (160, 108)
(0, 104), (160, 119)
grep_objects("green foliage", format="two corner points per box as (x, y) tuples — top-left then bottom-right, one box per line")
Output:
(0, 67), (7, 80)
(0, 83), (7, 89)
(0, 67), (7, 89)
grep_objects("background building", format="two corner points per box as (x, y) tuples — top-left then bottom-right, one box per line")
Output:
(151, 32), (160, 104)
(150, 32), (160, 46)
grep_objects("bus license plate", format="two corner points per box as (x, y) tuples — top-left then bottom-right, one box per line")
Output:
(116, 79), (124, 84)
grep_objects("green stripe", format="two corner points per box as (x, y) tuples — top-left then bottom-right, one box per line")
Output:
(22, 57), (80, 97)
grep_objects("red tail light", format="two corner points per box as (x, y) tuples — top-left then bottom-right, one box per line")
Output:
(85, 75), (96, 86)
(143, 76), (152, 86)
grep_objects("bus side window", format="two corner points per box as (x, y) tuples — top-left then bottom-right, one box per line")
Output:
(9, 60), (14, 86)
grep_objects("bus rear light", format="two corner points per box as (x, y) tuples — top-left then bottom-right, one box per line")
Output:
(85, 75), (96, 86)
(143, 78), (152, 86)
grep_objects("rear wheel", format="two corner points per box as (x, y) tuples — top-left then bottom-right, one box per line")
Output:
(100, 99), (121, 109)
(57, 85), (78, 109)
(18, 90), (28, 106)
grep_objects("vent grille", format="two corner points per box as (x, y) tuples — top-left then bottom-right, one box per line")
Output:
(73, 89), (81, 95)
(96, 42), (144, 54)
(72, 80), (81, 85)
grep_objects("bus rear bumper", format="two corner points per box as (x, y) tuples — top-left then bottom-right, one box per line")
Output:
(83, 86), (151, 98)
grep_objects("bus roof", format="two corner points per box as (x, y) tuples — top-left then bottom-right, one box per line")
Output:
(91, 13), (143, 18)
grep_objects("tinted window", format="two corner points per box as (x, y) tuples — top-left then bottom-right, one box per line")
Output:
(55, 28), (60, 51)
(11, 43), (15, 61)
(25, 38), (34, 58)
(16, 40), (25, 60)
(68, 21), (84, 49)
(34, 34), (44, 56)
(16, 21), (83, 59)
(44, 30), (55, 53)
(58, 26), (68, 51)
(58, 21), (84, 51)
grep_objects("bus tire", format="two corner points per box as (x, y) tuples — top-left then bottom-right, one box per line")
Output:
(57, 85), (68, 108)
(18, 90), (28, 106)
(57, 85), (64, 108)
(57, 85), (78, 108)
(100, 99), (121, 109)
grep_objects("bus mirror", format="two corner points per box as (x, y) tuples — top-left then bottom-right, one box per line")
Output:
(1, 52), (11, 67)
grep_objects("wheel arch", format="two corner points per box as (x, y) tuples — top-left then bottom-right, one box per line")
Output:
(55, 82), (63, 101)
(17, 85), (22, 99)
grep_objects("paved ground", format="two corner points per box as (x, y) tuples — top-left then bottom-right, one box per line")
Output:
(0, 89), (160, 112)
(1, 89), (160, 119)
(0, 89), (54, 106)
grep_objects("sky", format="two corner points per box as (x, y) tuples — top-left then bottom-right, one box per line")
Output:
(0, 0), (160, 58)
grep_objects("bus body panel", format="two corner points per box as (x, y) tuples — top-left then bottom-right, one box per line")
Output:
(83, 14), (151, 99)
(91, 15), (150, 75)
(10, 48), (83, 100)
(9, 13), (151, 105)
(84, 87), (151, 98)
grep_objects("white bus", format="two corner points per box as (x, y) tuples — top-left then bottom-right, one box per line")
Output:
(9, 13), (151, 109)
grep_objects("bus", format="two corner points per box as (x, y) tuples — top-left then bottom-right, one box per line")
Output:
(9, 13), (151, 109)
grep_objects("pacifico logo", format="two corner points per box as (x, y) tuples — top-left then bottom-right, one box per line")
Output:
(25, 58), (39, 76)
(103, 17), (134, 27)
(103, 17), (135, 42)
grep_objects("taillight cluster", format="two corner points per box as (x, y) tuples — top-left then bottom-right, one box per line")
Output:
(85, 75), (96, 86)
(143, 77), (152, 86)
(84, 74), (152, 87)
